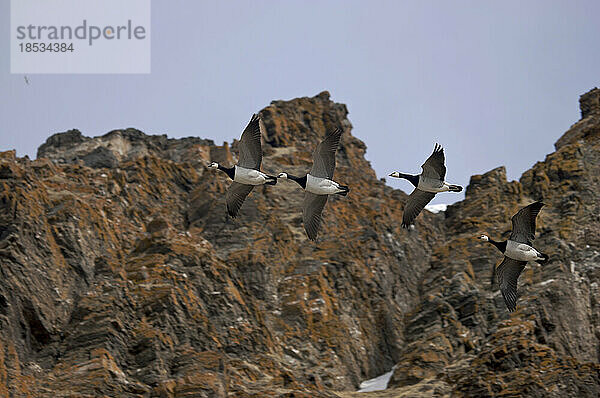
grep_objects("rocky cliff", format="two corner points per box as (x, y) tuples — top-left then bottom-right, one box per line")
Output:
(0, 89), (599, 397)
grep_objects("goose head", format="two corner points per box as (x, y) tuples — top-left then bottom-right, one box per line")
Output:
(208, 162), (219, 169)
(389, 172), (401, 178)
(478, 234), (489, 242)
(277, 172), (288, 179)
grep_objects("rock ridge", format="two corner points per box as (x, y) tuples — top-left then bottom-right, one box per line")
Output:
(0, 90), (598, 397)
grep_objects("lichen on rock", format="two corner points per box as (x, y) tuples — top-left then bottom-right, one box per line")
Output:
(0, 89), (599, 397)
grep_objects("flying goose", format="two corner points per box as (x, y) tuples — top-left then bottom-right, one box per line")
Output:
(208, 114), (277, 218)
(389, 144), (462, 228)
(478, 201), (549, 312)
(277, 128), (349, 241)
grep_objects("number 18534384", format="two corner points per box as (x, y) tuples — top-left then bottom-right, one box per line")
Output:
(19, 42), (74, 52)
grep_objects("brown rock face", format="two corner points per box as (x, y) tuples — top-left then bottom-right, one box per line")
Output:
(380, 88), (600, 397)
(555, 88), (600, 150)
(0, 90), (599, 397)
(580, 87), (600, 119)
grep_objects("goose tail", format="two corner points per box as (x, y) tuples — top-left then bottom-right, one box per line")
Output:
(265, 175), (278, 185)
(336, 185), (349, 196)
(449, 184), (463, 192)
(536, 253), (550, 265)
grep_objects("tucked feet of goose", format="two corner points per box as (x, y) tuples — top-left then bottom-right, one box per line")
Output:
(478, 201), (549, 312)
(208, 114), (277, 218)
(277, 128), (349, 241)
(389, 144), (463, 228)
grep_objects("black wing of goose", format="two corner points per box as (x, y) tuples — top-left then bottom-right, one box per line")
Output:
(509, 201), (544, 245)
(225, 182), (254, 218)
(237, 114), (263, 170)
(496, 256), (527, 312)
(402, 189), (436, 228)
(309, 128), (343, 179)
(420, 143), (446, 180)
(303, 192), (329, 241)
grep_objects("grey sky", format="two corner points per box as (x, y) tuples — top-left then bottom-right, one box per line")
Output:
(1, 1), (599, 205)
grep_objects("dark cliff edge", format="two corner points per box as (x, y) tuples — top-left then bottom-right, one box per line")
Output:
(0, 89), (599, 397)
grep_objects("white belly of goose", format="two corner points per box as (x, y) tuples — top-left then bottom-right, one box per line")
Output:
(417, 176), (450, 193)
(306, 174), (343, 195)
(505, 240), (543, 262)
(233, 166), (269, 185)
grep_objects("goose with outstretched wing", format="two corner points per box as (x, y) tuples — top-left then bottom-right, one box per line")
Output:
(208, 114), (277, 218)
(479, 201), (549, 312)
(389, 144), (462, 228)
(278, 128), (349, 241)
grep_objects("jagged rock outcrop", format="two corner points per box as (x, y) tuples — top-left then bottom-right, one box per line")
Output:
(0, 89), (598, 397)
(0, 92), (444, 397)
(342, 88), (600, 397)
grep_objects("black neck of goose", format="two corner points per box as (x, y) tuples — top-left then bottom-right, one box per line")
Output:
(287, 174), (307, 189)
(488, 238), (507, 253)
(218, 164), (235, 180)
(398, 173), (420, 188)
